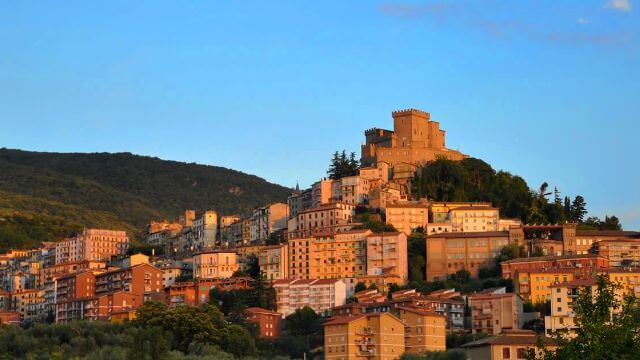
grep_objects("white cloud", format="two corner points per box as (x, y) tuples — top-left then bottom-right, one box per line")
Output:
(605, 0), (632, 12)
(577, 17), (590, 24)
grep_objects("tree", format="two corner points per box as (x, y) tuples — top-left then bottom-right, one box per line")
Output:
(327, 150), (359, 180)
(355, 282), (367, 293)
(282, 307), (324, 356)
(533, 275), (640, 359)
(408, 232), (426, 282)
(570, 196), (588, 223)
(450, 269), (471, 284)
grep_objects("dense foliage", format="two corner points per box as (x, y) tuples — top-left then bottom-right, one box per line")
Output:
(0, 148), (290, 250)
(414, 158), (619, 227)
(533, 275), (640, 360)
(327, 150), (359, 180)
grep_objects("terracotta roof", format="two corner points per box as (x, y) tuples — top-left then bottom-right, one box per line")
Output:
(468, 292), (515, 300)
(450, 206), (497, 211)
(502, 254), (604, 264)
(576, 230), (640, 237)
(462, 330), (556, 348)
(426, 231), (508, 239)
(397, 305), (445, 318)
(367, 232), (403, 237)
(323, 314), (367, 326)
(245, 307), (281, 316)
(549, 278), (597, 288)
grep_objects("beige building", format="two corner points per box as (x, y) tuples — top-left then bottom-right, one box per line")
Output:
(385, 201), (429, 235)
(323, 312), (406, 360)
(250, 203), (289, 243)
(468, 289), (523, 335)
(366, 232), (408, 284)
(193, 251), (239, 279)
(425, 231), (510, 281)
(361, 109), (468, 170)
(258, 244), (289, 280)
(449, 205), (499, 233)
(55, 229), (129, 264)
(312, 179), (335, 208)
(273, 278), (347, 317)
(398, 306), (447, 354)
(544, 278), (596, 338)
(334, 175), (370, 206)
(289, 202), (356, 238)
(191, 210), (218, 250)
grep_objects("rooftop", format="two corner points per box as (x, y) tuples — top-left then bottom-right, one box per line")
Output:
(461, 330), (556, 348)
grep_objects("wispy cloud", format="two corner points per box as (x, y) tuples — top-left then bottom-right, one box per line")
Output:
(379, 2), (635, 49)
(605, 0), (632, 12)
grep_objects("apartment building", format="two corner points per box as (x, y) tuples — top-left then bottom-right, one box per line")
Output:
(55, 229), (129, 264)
(312, 179), (335, 208)
(500, 254), (608, 280)
(385, 201), (429, 235)
(468, 289), (523, 335)
(273, 278), (346, 317)
(56, 291), (139, 324)
(258, 244), (289, 280)
(392, 290), (465, 333)
(289, 229), (368, 282)
(191, 210), (218, 250)
(516, 269), (577, 304)
(245, 307), (282, 339)
(12, 289), (45, 322)
(323, 312), (406, 360)
(0, 311), (20, 325)
(544, 278), (597, 338)
(425, 231), (510, 281)
(193, 251), (239, 279)
(94, 263), (163, 303)
(366, 232), (408, 284)
(289, 202), (356, 238)
(250, 203), (289, 243)
(398, 306), (446, 353)
(592, 239), (640, 267)
(449, 205), (499, 233)
(165, 278), (251, 308)
(334, 175), (370, 206)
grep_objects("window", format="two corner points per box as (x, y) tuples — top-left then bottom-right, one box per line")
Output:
(517, 348), (527, 359)
(503, 347), (511, 359)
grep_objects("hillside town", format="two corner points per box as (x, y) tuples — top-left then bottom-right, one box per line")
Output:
(1, 109), (639, 359)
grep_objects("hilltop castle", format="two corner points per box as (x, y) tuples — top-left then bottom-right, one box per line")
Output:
(360, 108), (468, 169)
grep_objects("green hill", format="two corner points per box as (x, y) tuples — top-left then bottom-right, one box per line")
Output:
(0, 148), (291, 251)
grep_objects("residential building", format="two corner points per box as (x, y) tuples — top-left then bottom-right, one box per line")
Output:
(250, 203), (289, 243)
(544, 278), (597, 338)
(468, 289), (523, 335)
(289, 202), (355, 238)
(312, 179), (335, 208)
(500, 254), (608, 280)
(385, 201), (429, 235)
(366, 232), (408, 284)
(334, 175), (370, 206)
(461, 330), (556, 360)
(360, 108), (468, 170)
(193, 251), (239, 279)
(245, 307), (282, 339)
(12, 289), (45, 322)
(397, 306), (446, 353)
(449, 205), (499, 233)
(56, 291), (139, 323)
(165, 278), (251, 307)
(258, 244), (289, 280)
(55, 229), (129, 264)
(323, 312), (406, 360)
(191, 210), (218, 250)
(425, 231), (510, 281)
(516, 269), (577, 304)
(273, 278), (347, 317)
(592, 239), (640, 267)
(94, 263), (163, 303)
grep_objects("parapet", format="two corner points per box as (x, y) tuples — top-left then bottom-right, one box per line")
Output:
(392, 108), (431, 119)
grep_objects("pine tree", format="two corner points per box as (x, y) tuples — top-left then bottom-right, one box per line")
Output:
(564, 196), (572, 220)
(570, 195), (588, 223)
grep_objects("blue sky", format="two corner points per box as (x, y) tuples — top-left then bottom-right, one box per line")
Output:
(0, 1), (638, 229)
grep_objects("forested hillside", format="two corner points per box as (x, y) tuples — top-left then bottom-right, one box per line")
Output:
(0, 148), (291, 250)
